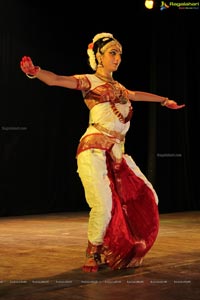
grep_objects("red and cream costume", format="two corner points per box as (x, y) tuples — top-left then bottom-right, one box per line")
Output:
(75, 74), (159, 269)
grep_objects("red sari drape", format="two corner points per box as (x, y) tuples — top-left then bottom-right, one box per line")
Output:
(103, 153), (159, 269)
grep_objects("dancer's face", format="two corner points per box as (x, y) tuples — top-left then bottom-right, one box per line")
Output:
(99, 43), (122, 73)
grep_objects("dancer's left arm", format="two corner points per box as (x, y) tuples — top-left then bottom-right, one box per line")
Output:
(127, 90), (185, 109)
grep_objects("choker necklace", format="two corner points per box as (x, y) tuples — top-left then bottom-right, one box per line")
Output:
(95, 73), (115, 83)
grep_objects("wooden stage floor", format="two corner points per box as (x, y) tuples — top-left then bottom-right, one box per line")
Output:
(0, 210), (199, 300)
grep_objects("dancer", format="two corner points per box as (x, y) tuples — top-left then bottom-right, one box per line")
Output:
(20, 32), (185, 272)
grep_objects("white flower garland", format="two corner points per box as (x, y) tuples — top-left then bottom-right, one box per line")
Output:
(93, 32), (114, 43)
(87, 47), (97, 71)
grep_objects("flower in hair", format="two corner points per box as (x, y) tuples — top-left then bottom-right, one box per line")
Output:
(88, 43), (94, 50)
(87, 46), (97, 71)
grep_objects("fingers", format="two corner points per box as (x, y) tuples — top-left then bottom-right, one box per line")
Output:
(175, 104), (186, 109)
(20, 56), (36, 75)
(20, 56), (34, 68)
(165, 101), (186, 110)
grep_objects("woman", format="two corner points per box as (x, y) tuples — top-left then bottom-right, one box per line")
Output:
(20, 32), (185, 272)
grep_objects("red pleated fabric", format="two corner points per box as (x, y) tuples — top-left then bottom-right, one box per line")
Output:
(103, 153), (159, 269)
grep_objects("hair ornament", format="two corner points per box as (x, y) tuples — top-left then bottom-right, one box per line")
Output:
(92, 32), (114, 43)
(88, 42), (94, 50)
(87, 45), (96, 71)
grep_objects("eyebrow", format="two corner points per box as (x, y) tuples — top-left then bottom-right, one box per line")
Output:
(109, 48), (122, 53)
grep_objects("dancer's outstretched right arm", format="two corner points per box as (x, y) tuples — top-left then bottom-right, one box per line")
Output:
(20, 56), (78, 89)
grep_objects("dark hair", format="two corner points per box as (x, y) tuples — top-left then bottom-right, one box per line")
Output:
(93, 37), (114, 55)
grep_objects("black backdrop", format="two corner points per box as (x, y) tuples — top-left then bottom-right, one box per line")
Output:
(0, 1), (199, 216)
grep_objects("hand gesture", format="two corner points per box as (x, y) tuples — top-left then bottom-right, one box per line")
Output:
(20, 56), (40, 76)
(164, 99), (185, 110)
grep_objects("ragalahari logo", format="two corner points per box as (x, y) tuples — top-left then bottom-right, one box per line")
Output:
(160, 1), (199, 10)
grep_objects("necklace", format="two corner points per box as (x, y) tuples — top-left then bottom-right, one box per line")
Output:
(110, 102), (133, 123)
(94, 72), (133, 122)
(95, 73), (115, 83)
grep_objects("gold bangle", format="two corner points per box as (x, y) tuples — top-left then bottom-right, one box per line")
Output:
(161, 98), (168, 106)
(25, 67), (41, 79)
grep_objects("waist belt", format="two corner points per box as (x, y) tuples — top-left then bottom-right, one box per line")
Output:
(92, 123), (125, 142)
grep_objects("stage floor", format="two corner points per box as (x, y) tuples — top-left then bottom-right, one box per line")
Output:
(0, 210), (199, 300)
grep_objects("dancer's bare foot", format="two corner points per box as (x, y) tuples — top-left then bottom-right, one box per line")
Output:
(82, 257), (99, 272)
(82, 241), (102, 272)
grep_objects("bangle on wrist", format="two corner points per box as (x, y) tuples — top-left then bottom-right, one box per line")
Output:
(26, 66), (41, 79)
(26, 73), (37, 79)
(161, 98), (168, 106)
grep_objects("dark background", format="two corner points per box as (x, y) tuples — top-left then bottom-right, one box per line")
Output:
(0, 1), (199, 216)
